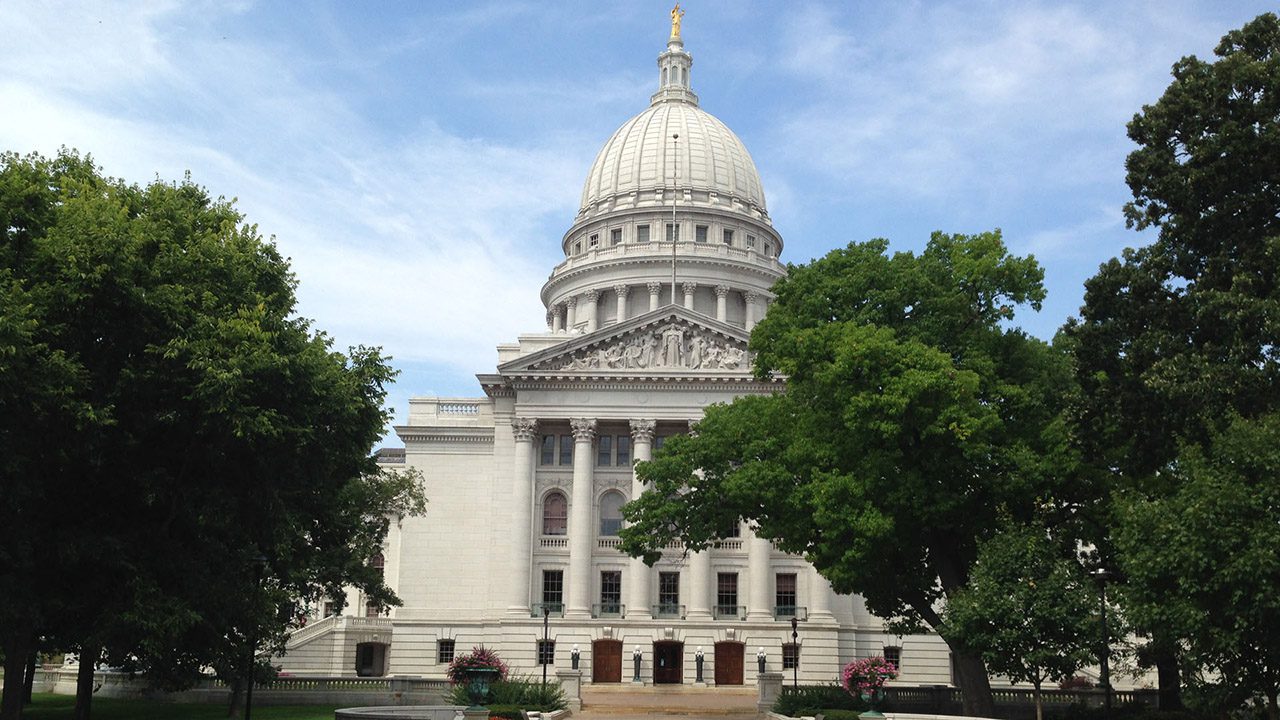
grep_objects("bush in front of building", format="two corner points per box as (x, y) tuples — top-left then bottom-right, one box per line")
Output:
(445, 675), (568, 712)
(774, 684), (866, 717)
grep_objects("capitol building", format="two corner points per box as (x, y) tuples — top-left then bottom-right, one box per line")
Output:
(279, 18), (955, 688)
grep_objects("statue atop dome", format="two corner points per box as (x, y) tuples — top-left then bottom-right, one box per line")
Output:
(670, 4), (684, 39)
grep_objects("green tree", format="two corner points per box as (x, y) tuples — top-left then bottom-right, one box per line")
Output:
(944, 525), (1100, 720)
(1066, 12), (1280, 708)
(0, 149), (424, 720)
(622, 231), (1087, 717)
(1114, 414), (1280, 720)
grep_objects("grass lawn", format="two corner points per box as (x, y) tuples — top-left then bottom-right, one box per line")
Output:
(22, 694), (338, 720)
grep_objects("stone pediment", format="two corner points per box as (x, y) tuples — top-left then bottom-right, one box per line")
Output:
(500, 307), (753, 377)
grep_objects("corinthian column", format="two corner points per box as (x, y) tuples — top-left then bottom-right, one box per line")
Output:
(508, 418), (539, 616)
(584, 290), (600, 333)
(567, 296), (578, 331)
(628, 420), (657, 619)
(682, 282), (697, 310)
(746, 524), (773, 621)
(567, 418), (597, 618)
(615, 284), (630, 324)
(744, 291), (759, 330)
(647, 281), (662, 311)
(715, 285), (730, 323)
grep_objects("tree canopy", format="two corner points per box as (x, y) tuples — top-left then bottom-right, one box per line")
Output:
(621, 231), (1086, 716)
(0, 149), (424, 720)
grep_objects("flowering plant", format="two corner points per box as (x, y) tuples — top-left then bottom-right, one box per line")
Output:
(446, 645), (510, 684)
(841, 656), (898, 697)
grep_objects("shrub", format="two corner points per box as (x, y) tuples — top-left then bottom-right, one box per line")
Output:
(775, 684), (865, 716)
(447, 646), (510, 684)
(840, 656), (898, 697)
(445, 675), (568, 712)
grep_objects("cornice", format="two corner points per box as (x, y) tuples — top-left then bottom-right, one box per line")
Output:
(543, 255), (783, 301)
(394, 426), (496, 445)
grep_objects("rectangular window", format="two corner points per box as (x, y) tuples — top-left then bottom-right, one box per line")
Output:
(322, 601), (336, 618)
(724, 520), (741, 538)
(637, 224), (650, 243)
(716, 573), (739, 618)
(589, 233), (599, 248)
(616, 435), (631, 465)
(540, 435), (556, 465)
(611, 228), (622, 245)
(543, 570), (564, 613)
(537, 639), (556, 666)
(695, 225), (708, 243)
(764, 241), (774, 257)
(597, 435), (613, 466)
(746, 235), (756, 249)
(723, 229), (734, 246)
(437, 639), (456, 664)
(783, 644), (800, 670)
(658, 572), (680, 615)
(883, 646), (902, 672)
(666, 223), (680, 242)
(776, 573), (798, 617)
(600, 571), (622, 615)
(559, 435), (573, 465)
(574, 241), (582, 254)
(365, 601), (380, 618)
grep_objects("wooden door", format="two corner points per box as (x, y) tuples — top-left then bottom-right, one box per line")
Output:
(653, 641), (683, 684)
(592, 640), (622, 683)
(714, 642), (744, 685)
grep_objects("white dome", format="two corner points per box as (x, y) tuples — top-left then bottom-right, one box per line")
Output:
(579, 101), (767, 217)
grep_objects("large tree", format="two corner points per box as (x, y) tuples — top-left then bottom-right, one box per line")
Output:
(1065, 12), (1280, 708)
(621, 231), (1087, 717)
(0, 149), (424, 720)
(944, 524), (1100, 720)
(1114, 414), (1280, 720)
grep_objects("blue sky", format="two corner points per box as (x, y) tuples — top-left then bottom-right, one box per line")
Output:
(2, 1), (1274, 445)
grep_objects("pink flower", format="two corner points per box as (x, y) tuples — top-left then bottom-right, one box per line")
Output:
(841, 656), (899, 697)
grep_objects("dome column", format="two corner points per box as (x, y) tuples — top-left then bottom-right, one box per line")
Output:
(647, 282), (661, 312)
(682, 282), (697, 310)
(566, 296), (578, 331)
(584, 290), (600, 333)
(745, 291), (760, 330)
(715, 285), (730, 323)
(551, 306), (564, 334)
(614, 284), (630, 324)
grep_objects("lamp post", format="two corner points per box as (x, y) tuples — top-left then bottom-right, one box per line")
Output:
(542, 604), (551, 688)
(245, 554), (268, 720)
(633, 646), (642, 683)
(1093, 569), (1115, 716)
(695, 646), (704, 684)
(791, 616), (799, 688)
(571, 644), (580, 671)
(757, 647), (766, 674)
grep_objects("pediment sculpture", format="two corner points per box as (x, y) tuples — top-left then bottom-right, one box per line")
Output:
(548, 323), (749, 372)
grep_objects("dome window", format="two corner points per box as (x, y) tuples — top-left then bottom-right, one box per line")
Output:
(637, 225), (650, 243)
(611, 228), (622, 245)
(574, 241), (582, 255)
(746, 235), (756, 250)
(666, 223), (680, 242)
(695, 225), (708, 243)
(764, 241), (774, 257)
(723, 229), (734, 246)
(589, 233), (599, 248)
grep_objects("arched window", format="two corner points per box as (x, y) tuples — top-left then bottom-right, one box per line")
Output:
(599, 491), (625, 536)
(543, 492), (568, 536)
(370, 552), (385, 578)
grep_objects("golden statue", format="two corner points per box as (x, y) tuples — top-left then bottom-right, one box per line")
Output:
(670, 4), (684, 39)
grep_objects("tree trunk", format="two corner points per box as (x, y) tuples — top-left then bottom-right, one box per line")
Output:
(0, 627), (36, 720)
(1033, 681), (1043, 720)
(1266, 690), (1277, 720)
(23, 652), (37, 704)
(1153, 645), (1183, 711)
(73, 644), (100, 720)
(227, 679), (245, 719)
(951, 651), (996, 717)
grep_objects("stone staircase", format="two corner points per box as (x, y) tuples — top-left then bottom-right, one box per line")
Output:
(577, 684), (760, 719)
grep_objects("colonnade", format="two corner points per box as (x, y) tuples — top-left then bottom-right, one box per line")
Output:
(547, 283), (763, 333)
(507, 417), (839, 623)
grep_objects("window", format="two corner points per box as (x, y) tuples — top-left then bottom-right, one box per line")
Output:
(746, 235), (756, 249)
(662, 67), (668, 85)
(695, 225), (708, 243)
(637, 224), (650, 243)
(616, 435), (631, 465)
(658, 572), (680, 615)
(574, 241), (582, 254)
(883, 646), (902, 672)
(537, 639), (556, 666)
(540, 434), (555, 465)
(370, 552), (385, 579)
(600, 571), (622, 615)
(597, 435), (613, 466)
(437, 639), (456, 664)
(654, 435), (665, 451)
(589, 233), (599, 248)
(543, 492), (568, 535)
(611, 228), (622, 245)
(764, 241), (774, 257)
(600, 491), (625, 536)
(365, 601), (380, 618)
(723, 520), (741, 538)
(723, 229), (734, 246)
(322, 601), (337, 618)
(543, 570), (564, 612)
(716, 573), (739, 618)
(559, 435), (573, 465)
(666, 223), (680, 242)
(783, 644), (800, 670)
(776, 573), (798, 617)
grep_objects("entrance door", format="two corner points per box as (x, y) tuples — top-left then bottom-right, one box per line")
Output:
(653, 641), (683, 684)
(714, 642), (744, 685)
(592, 640), (622, 683)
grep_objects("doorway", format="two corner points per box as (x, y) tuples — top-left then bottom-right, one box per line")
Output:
(592, 639), (623, 683)
(652, 641), (683, 684)
(714, 642), (744, 685)
(355, 641), (388, 677)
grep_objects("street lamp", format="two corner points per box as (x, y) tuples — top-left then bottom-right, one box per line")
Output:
(571, 644), (580, 671)
(757, 647), (766, 674)
(245, 554), (268, 720)
(791, 616), (800, 688)
(1093, 569), (1115, 716)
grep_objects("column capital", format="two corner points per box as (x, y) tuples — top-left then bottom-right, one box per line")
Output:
(614, 284), (631, 299)
(511, 417), (539, 442)
(681, 281), (698, 294)
(714, 284), (731, 298)
(647, 281), (662, 295)
(584, 289), (600, 302)
(570, 418), (597, 441)
(629, 419), (657, 443)
(744, 290), (760, 302)
(567, 296), (579, 309)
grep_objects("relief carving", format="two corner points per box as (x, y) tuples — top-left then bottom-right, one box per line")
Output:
(549, 322), (749, 371)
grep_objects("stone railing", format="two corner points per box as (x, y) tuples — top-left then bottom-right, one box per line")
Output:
(286, 614), (339, 647)
(772, 683), (1158, 720)
(549, 240), (784, 279)
(541, 537), (568, 549)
